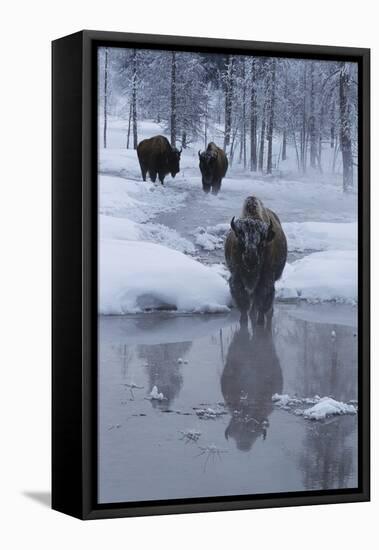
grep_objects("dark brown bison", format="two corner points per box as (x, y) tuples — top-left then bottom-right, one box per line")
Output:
(137, 135), (182, 185)
(224, 196), (287, 328)
(198, 142), (228, 195)
(221, 325), (283, 451)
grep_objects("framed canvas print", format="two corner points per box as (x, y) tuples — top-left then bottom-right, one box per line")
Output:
(52, 30), (370, 519)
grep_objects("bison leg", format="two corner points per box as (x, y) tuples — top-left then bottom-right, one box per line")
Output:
(149, 171), (157, 183)
(138, 160), (147, 182)
(229, 274), (250, 326)
(202, 180), (211, 194)
(158, 172), (165, 185)
(265, 306), (274, 331)
(249, 305), (258, 328)
(211, 181), (221, 195)
(254, 283), (275, 330)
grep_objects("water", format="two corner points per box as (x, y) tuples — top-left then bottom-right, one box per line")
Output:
(98, 303), (358, 503)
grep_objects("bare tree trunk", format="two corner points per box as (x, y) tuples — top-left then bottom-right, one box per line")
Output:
(131, 49), (138, 149)
(103, 48), (108, 149)
(339, 64), (353, 192)
(309, 62), (317, 168)
(224, 56), (233, 151)
(330, 98), (336, 148)
(300, 63), (307, 173)
(242, 60), (247, 169)
(317, 94), (326, 173)
(170, 51), (177, 147)
(250, 60), (258, 171)
(317, 132), (323, 174)
(239, 126), (243, 163)
(229, 126), (238, 166)
(293, 131), (300, 170)
(332, 140), (339, 173)
(282, 130), (287, 160)
(181, 131), (187, 149)
(126, 102), (132, 149)
(282, 71), (288, 161)
(204, 90), (209, 149)
(266, 59), (276, 174)
(258, 102), (266, 171)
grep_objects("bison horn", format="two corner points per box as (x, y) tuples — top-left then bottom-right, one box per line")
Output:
(231, 216), (237, 232)
(198, 150), (201, 158)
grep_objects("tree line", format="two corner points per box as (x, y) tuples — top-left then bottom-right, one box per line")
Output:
(99, 47), (358, 191)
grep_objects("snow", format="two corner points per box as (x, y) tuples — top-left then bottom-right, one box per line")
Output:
(149, 386), (166, 401)
(194, 407), (227, 420)
(99, 173), (187, 222)
(193, 221), (357, 254)
(276, 250), (357, 303)
(302, 397), (357, 420)
(98, 117), (358, 312)
(192, 224), (229, 251)
(99, 239), (231, 314)
(272, 393), (357, 420)
(207, 263), (230, 281)
(100, 214), (195, 254)
(282, 221), (357, 252)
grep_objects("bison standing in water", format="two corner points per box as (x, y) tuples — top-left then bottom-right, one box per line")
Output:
(137, 135), (182, 185)
(225, 196), (287, 328)
(198, 142), (228, 195)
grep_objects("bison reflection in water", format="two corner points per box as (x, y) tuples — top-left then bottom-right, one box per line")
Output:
(221, 325), (283, 451)
(138, 341), (192, 409)
(198, 142), (228, 195)
(137, 135), (182, 185)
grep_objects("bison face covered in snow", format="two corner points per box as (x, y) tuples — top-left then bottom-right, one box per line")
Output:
(198, 142), (228, 195)
(225, 196), (287, 328)
(137, 135), (182, 185)
(221, 326), (283, 451)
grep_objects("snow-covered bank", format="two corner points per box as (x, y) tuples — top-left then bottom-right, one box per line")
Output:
(276, 250), (357, 303)
(100, 214), (195, 254)
(282, 221), (357, 252)
(99, 239), (231, 314)
(99, 173), (187, 222)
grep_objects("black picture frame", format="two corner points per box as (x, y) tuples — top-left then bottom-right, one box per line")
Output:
(52, 30), (370, 520)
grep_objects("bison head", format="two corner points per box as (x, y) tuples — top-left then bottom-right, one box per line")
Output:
(198, 149), (218, 186)
(169, 147), (182, 178)
(231, 216), (275, 274)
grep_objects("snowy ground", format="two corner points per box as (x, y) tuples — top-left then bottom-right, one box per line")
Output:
(99, 118), (358, 314)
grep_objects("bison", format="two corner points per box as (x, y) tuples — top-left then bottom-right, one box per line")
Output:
(224, 196), (287, 328)
(137, 135), (182, 185)
(198, 142), (228, 195)
(221, 325), (283, 451)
